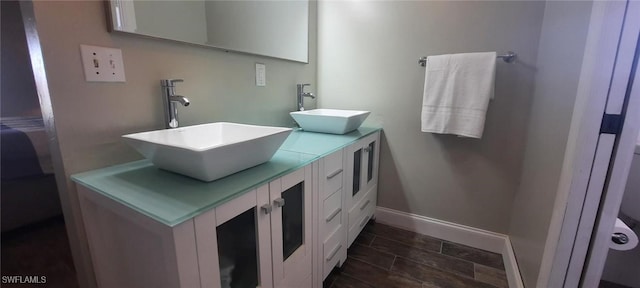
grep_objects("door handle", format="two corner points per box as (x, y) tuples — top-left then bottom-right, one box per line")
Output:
(261, 204), (273, 214)
(326, 244), (343, 262)
(273, 198), (285, 208)
(326, 169), (343, 179)
(360, 199), (371, 211)
(325, 208), (342, 222)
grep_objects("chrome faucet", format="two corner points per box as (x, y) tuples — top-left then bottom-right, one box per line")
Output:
(161, 79), (190, 129)
(296, 84), (316, 111)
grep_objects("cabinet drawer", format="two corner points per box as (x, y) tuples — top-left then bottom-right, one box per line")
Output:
(347, 186), (376, 247)
(322, 189), (342, 240)
(348, 187), (375, 230)
(324, 150), (343, 176)
(323, 150), (344, 199)
(347, 202), (374, 248)
(323, 227), (345, 280)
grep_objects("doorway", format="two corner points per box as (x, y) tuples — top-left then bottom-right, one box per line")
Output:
(0, 1), (78, 287)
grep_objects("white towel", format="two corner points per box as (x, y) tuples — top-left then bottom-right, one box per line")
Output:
(421, 52), (496, 138)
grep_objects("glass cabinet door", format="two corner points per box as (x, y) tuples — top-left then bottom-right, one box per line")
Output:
(347, 133), (380, 210)
(347, 138), (367, 209)
(194, 187), (273, 288)
(270, 166), (312, 288)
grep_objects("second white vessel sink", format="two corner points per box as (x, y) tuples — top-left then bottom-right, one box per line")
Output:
(290, 109), (370, 134)
(122, 122), (292, 182)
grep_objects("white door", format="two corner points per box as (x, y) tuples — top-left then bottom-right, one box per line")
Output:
(361, 133), (380, 198)
(554, 1), (640, 286)
(579, 6), (640, 285)
(346, 138), (367, 210)
(269, 165), (313, 288)
(346, 134), (379, 209)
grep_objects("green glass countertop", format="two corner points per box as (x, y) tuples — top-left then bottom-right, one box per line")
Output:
(71, 127), (381, 227)
(279, 126), (380, 155)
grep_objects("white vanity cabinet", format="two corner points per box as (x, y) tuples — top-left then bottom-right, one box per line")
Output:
(314, 130), (381, 284)
(78, 165), (313, 288)
(346, 132), (380, 247)
(75, 129), (381, 288)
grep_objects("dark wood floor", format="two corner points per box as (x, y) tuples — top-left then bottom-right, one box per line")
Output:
(1, 216), (79, 288)
(324, 221), (508, 288)
(6, 217), (639, 288)
(599, 280), (634, 288)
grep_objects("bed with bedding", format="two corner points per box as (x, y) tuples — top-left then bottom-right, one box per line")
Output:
(1, 116), (61, 232)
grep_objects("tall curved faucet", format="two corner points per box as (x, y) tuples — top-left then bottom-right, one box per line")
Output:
(297, 84), (316, 111)
(161, 79), (190, 128)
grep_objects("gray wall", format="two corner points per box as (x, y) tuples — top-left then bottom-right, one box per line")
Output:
(1, 0), (41, 117)
(318, 1), (545, 233)
(33, 0), (316, 175)
(508, 2), (593, 287)
(30, 1), (316, 286)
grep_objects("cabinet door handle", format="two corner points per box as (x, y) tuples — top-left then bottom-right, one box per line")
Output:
(261, 204), (273, 214)
(360, 199), (371, 211)
(325, 208), (342, 223)
(273, 198), (285, 208)
(326, 244), (343, 262)
(326, 168), (343, 179)
(359, 215), (371, 229)
(364, 147), (371, 153)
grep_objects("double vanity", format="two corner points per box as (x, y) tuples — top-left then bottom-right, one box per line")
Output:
(72, 112), (380, 288)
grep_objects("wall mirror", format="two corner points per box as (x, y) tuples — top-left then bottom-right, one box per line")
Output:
(107, 0), (309, 63)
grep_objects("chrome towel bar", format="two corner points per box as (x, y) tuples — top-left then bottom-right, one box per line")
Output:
(418, 51), (517, 67)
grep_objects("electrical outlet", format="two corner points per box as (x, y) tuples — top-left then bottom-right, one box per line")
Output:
(255, 63), (266, 87)
(80, 45), (126, 82)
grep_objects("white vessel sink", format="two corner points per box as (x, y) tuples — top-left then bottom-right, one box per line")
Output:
(290, 109), (370, 134)
(122, 122), (292, 182)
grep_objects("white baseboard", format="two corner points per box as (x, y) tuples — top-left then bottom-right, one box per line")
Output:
(375, 206), (524, 288)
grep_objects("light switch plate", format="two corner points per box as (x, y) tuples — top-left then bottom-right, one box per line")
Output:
(255, 63), (266, 87)
(80, 45), (126, 82)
